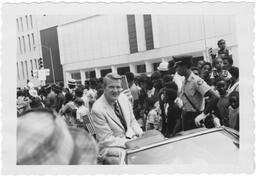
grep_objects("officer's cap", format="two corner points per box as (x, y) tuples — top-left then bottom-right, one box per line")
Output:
(173, 55), (193, 67)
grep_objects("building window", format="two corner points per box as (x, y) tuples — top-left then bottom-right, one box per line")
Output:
(143, 14), (154, 50)
(117, 66), (130, 75)
(16, 18), (20, 32)
(25, 61), (29, 79)
(100, 69), (112, 77)
(17, 63), (20, 80)
(30, 15), (33, 28)
(18, 37), (22, 53)
(127, 15), (138, 54)
(21, 61), (25, 80)
(25, 15), (29, 30)
(85, 71), (96, 79)
(152, 62), (160, 71)
(34, 58), (38, 69)
(136, 64), (146, 73)
(27, 34), (31, 51)
(19, 17), (23, 32)
(22, 36), (26, 53)
(71, 72), (81, 84)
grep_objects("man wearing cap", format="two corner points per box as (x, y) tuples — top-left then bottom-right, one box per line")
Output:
(173, 55), (219, 131)
(91, 73), (143, 164)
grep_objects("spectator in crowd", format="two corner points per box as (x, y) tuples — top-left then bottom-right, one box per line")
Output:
(67, 79), (77, 94)
(91, 73), (143, 164)
(87, 79), (98, 106)
(164, 82), (182, 137)
(217, 39), (232, 58)
(45, 84), (57, 110)
(212, 78), (230, 126)
(145, 97), (161, 131)
(60, 92), (76, 125)
(17, 108), (98, 165)
(222, 55), (233, 71)
(74, 98), (89, 124)
(173, 55), (218, 131)
(17, 90), (30, 116)
(228, 91), (239, 131)
(168, 60), (176, 75)
(52, 85), (65, 113)
(75, 87), (89, 109)
(228, 66), (239, 94)
(158, 74), (173, 134)
(200, 62), (212, 86)
(197, 60), (205, 69)
(126, 72), (140, 109)
(191, 66), (201, 76)
(210, 57), (232, 85)
(28, 89), (44, 109)
(151, 71), (162, 103)
(157, 61), (169, 77)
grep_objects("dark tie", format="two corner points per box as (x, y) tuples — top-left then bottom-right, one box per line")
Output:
(114, 102), (127, 131)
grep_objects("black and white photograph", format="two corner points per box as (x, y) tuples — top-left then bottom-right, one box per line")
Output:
(1, 1), (255, 175)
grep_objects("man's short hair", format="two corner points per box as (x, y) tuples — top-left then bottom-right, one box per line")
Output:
(103, 73), (122, 88)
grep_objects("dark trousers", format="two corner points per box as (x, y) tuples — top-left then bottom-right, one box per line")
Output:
(181, 111), (201, 131)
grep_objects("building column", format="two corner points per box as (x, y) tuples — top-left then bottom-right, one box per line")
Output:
(95, 68), (101, 78)
(129, 63), (136, 74)
(111, 66), (117, 74)
(145, 61), (153, 73)
(80, 70), (85, 85)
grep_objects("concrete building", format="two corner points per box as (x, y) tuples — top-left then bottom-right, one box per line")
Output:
(16, 15), (42, 88)
(57, 15), (238, 86)
(16, 15), (90, 88)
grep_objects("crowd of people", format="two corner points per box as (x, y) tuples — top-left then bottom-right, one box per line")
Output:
(17, 39), (239, 165)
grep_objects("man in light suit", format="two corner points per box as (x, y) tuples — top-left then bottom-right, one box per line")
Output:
(91, 73), (143, 164)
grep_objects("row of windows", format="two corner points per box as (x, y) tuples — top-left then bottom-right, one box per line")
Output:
(71, 62), (160, 82)
(17, 33), (35, 54)
(127, 14), (154, 54)
(16, 15), (33, 32)
(17, 59), (38, 81)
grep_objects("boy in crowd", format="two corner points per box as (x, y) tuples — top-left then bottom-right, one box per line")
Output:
(214, 78), (230, 126)
(217, 39), (232, 58)
(228, 91), (239, 131)
(210, 57), (232, 86)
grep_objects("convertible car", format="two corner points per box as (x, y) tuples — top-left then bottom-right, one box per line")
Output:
(124, 127), (239, 164)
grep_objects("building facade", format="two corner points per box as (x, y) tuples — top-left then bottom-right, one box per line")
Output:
(57, 15), (238, 86)
(16, 15), (42, 88)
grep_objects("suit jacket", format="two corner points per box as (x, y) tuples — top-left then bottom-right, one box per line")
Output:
(91, 92), (143, 153)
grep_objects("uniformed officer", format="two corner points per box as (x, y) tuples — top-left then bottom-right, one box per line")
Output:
(173, 55), (219, 131)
